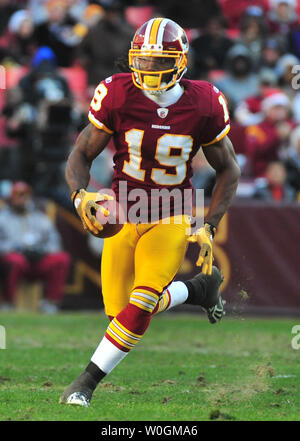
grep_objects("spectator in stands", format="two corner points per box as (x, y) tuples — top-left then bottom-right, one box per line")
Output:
(29, 0), (49, 25)
(237, 6), (267, 68)
(82, 3), (105, 29)
(287, 13), (300, 60)
(267, 0), (299, 36)
(4, 46), (75, 207)
(215, 43), (260, 111)
(67, 0), (89, 23)
(219, 0), (269, 31)
(244, 89), (294, 177)
(34, 0), (80, 67)
(0, 0), (21, 61)
(68, 3), (105, 43)
(260, 36), (287, 70)
(234, 68), (278, 126)
(6, 46), (72, 119)
(282, 125), (300, 196)
(0, 0), (19, 38)
(190, 15), (234, 79)
(253, 160), (295, 201)
(275, 53), (299, 88)
(275, 53), (300, 122)
(7, 9), (37, 66)
(77, 0), (134, 88)
(0, 181), (71, 312)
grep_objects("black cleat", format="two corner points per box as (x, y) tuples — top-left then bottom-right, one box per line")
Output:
(185, 266), (225, 324)
(59, 372), (96, 407)
(206, 296), (226, 324)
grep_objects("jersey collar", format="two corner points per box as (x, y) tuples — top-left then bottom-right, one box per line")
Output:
(142, 83), (184, 108)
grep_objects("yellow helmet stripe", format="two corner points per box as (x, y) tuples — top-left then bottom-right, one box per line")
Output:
(149, 17), (163, 45)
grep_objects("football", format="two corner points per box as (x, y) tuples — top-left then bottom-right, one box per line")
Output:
(94, 197), (125, 238)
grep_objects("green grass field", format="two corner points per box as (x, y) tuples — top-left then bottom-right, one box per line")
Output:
(0, 311), (299, 421)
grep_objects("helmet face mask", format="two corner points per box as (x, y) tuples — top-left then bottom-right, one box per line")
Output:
(129, 18), (189, 92)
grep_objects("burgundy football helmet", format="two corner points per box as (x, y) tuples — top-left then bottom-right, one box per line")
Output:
(129, 18), (189, 92)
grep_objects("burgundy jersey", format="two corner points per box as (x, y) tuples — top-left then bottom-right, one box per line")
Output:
(88, 73), (230, 221)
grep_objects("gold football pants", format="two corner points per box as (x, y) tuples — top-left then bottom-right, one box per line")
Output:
(101, 215), (191, 317)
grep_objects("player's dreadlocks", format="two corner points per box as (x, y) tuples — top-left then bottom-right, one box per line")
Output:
(115, 52), (131, 73)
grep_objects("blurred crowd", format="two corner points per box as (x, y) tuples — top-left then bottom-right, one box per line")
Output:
(1, 0), (300, 204)
(0, 0), (300, 310)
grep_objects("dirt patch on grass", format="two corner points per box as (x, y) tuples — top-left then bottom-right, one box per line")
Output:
(254, 363), (274, 378)
(203, 376), (271, 408)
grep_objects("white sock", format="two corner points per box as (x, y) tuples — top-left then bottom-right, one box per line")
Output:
(167, 281), (188, 309)
(91, 336), (128, 374)
(154, 281), (188, 315)
(91, 282), (189, 372)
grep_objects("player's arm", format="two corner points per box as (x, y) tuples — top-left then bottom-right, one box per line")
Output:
(65, 122), (111, 192)
(188, 135), (240, 274)
(65, 123), (113, 235)
(202, 134), (240, 228)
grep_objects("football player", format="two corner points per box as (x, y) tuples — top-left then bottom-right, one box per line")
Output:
(60, 18), (240, 407)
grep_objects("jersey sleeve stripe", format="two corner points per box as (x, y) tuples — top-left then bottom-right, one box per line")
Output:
(88, 111), (114, 134)
(201, 123), (230, 146)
